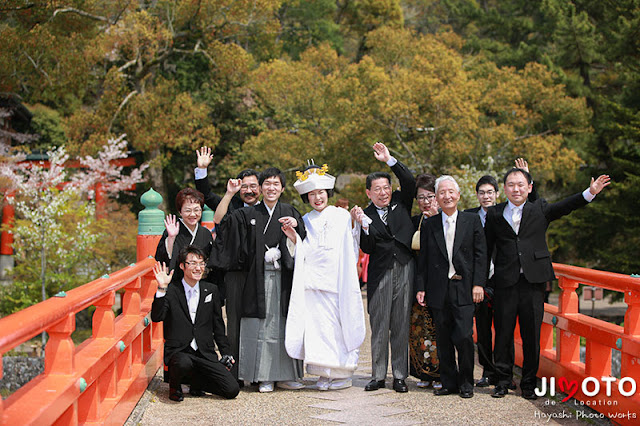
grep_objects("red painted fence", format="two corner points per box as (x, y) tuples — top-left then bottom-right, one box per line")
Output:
(0, 233), (162, 425)
(512, 263), (640, 424)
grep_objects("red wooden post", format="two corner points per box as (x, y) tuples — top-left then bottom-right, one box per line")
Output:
(45, 314), (76, 375)
(92, 292), (115, 339)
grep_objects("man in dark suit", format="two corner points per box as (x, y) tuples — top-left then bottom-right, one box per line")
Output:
(464, 174), (499, 389)
(194, 146), (260, 385)
(353, 142), (416, 393)
(416, 176), (486, 398)
(464, 159), (533, 389)
(486, 168), (610, 399)
(151, 246), (239, 402)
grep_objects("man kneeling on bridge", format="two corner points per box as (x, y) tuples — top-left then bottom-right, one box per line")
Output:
(152, 246), (240, 401)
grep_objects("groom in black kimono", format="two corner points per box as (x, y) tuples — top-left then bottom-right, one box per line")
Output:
(210, 167), (307, 392)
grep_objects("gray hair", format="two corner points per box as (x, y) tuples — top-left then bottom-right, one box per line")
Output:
(435, 175), (460, 193)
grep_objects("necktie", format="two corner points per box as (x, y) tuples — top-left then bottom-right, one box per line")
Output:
(380, 206), (389, 225)
(512, 206), (522, 234)
(446, 216), (456, 279)
(188, 288), (198, 350)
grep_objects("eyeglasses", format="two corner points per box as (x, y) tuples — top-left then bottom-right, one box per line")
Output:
(477, 190), (496, 196)
(182, 208), (202, 215)
(241, 184), (259, 190)
(371, 185), (392, 194)
(184, 261), (206, 268)
(417, 195), (436, 201)
(262, 181), (282, 189)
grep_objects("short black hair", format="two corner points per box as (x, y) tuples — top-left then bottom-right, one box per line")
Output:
(415, 173), (436, 196)
(237, 169), (259, 180)
(259, 167), (286, 187)
(301, 188), (335, 204)
(503, 168), (533, 185)
(366, 171), (391, 190)
(476, 175), (499, 192)
(177, 245), (206, 266)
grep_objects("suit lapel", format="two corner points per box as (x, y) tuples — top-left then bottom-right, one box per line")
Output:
(174, 281), (190, 321)
(453, 211), (464, 256)
(495, 202), (516, 236)
(194, 282), (209, 324)
(433, 214), (448, 259)
(365, 204), (391, 237)
(520, 200), (534, 232)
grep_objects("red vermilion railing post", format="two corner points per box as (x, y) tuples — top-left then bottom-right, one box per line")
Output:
(622, 288), (640, 379)
(92, 292), (115, 339)
(122, 277), (142, 317)
(557, 277), (581, 364)
(45, 313), (76, 375)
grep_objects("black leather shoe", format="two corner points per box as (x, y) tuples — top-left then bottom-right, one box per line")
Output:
(237, 379), (245, 388)
(459, 389), (474, 398)
(508, 381), (517, 390)
(522, 389), (538, 400)
(364, 379), (385, 391)
(491, 385), (508, 398)
(475, 377), (491, 387)
(169, 387), (184, 401)
(434, 387), (457, 396)
(189, 387), (205, 397)
(392, 379), (408, 393)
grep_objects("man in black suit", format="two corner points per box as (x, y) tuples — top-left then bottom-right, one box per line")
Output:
(416, 176), (486, 398)
(465, 159), (532, 389)
(194, 146), (260, 385)
(464, 174), (499, 389)
(486, 169), (610, 399)
(353, 142), (416, 393)
(151, 246), (239, 401)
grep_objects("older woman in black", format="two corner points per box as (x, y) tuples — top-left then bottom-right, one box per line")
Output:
(155, 188), (213, 282)
(409, 174), (442, 389)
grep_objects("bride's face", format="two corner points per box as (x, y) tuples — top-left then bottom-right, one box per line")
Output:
(308, 189), (328, 212)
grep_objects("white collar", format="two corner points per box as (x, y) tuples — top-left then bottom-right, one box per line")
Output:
(441, 210), (458, 226)
(182, 279), (200, 295)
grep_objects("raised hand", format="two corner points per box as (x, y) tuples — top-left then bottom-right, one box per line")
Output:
(153, 261), (174, 289)
(372, 142), (391, 163)
(196, 146), (214, 169)
(226, 178), (242, 195)
(589, 175), (611, 195)
(164, 214), (179, 238)
(515, 158), (529, 173)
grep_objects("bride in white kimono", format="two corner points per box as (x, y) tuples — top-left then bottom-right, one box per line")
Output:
(281, 164), (366, 391)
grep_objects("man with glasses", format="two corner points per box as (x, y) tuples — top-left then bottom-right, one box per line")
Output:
(194, 146), (261, 210)
(352, 142), (416, 393)
(193, 147), (261, 386)
(152, 246), (239, 402)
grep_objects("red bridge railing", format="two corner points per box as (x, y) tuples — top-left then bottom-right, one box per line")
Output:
(512, 263), (640, 424)
(0, 189), (164, 425)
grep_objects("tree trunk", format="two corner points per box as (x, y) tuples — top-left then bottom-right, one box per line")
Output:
(147, 148), (167, 211)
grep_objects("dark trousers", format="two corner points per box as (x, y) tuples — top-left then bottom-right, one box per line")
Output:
(431, 281), (475, 392)
(493, 275), (545, 391)
(475, 301), (495, 380)
(224, 271), (246, 380)
(168, 347), (240, 399)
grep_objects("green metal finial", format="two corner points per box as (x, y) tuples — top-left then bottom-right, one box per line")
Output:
(138, 188), (165, 235)
(202, 205), (214, 223)
(144, 317), (150, 327)
(118, 341), (126, 352)
(78, 378), (87, 393)
(616, 338), (622, 349)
